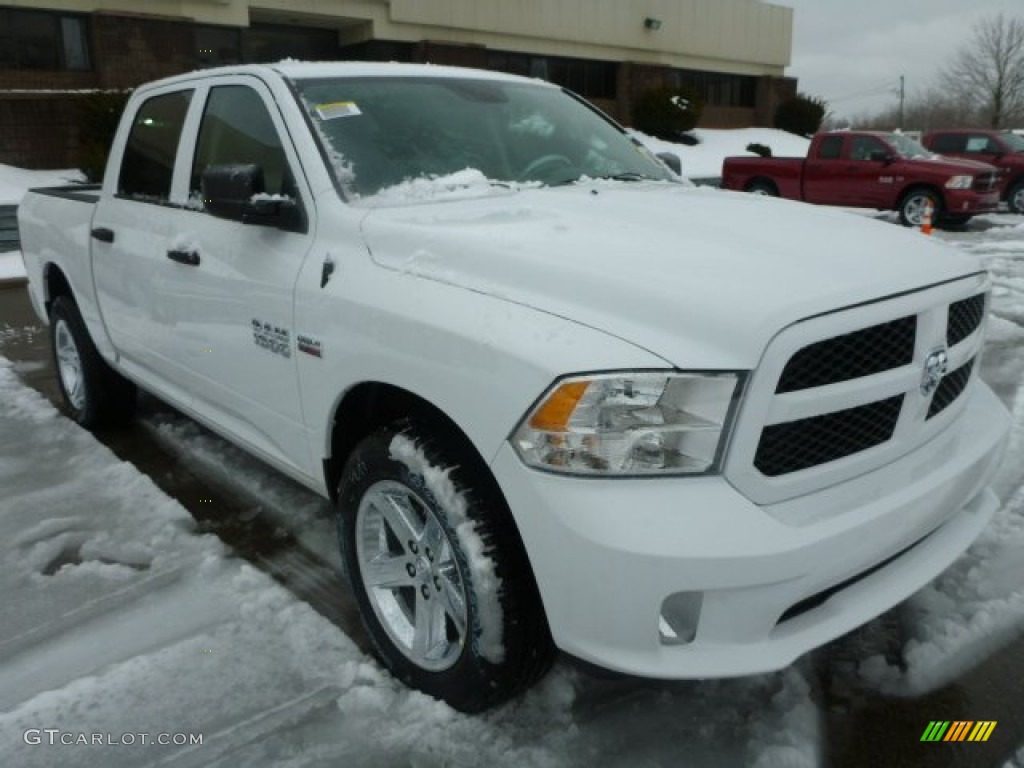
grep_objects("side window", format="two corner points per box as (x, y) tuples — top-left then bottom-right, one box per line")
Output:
(817, 136), (843, 160)
(118, 90), (193, 201)
(191, 85), (294, 208)
(931, 134), (965, 154)
(966, 135), (997, 154)
(850, 136), (886, 161)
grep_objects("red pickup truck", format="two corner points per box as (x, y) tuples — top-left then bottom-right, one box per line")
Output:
(722, 131), (1001, 228)
(923, 129), (1024, 214)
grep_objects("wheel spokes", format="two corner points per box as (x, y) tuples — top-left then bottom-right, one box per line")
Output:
(413, 588), (450, 660)
(363, 554), (416, 589)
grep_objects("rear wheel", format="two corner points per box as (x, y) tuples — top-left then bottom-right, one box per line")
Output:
(898, 189), (941, 228)
(746, 179), (779, 196)
(50, 295), (136, 428)
(336, 422), (554, 712)
(1008, 180), (1024, 215)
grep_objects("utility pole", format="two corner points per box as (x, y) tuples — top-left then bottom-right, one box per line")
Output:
(899, 75), (905, 130)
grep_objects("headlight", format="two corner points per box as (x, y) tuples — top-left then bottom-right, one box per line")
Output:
(512, 371), (745, 476)
(945, 175), (974, 189)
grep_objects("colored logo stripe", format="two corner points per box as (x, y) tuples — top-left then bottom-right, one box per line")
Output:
(968, 722), (997, 742)
(920, 721), (997, 742)
(944, 722), (973, 741)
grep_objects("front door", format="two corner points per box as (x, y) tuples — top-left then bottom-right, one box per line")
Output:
(170, 77), (315, 477)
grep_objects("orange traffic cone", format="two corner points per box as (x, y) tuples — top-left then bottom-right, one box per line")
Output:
(921, 202), (934, 235)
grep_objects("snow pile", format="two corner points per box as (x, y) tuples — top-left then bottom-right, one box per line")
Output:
(0, 164), (83, 281)
(630, 128), (812, 180)
(0, 163), (81, 206)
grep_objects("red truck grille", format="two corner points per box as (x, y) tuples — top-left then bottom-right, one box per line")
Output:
(973, 172), (999, 193)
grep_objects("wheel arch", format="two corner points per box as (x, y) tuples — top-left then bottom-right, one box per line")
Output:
(324, 381), (499, 506)
(745, 176), (779, 195)
(42, 262), (74, 313)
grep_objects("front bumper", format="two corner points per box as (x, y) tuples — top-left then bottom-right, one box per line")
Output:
(946, 189), (1000, 215)
(492, 383), (1008, 678)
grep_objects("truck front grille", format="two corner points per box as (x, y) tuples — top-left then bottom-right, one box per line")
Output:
(724, 278), (990, 504)
(776, 316), (916, 393)
(973, 172), (999, 193)
(755, 395), (903, 476)
(947, 294), (985, 346)
(928, 359), (975, 419)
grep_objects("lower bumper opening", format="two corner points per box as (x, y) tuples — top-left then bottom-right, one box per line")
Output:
(776, 527), (937, 626)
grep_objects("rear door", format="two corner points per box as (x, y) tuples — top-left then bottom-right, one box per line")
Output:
(91, 85), (196, 406)
(802, 134), (847, 205)
(167, 76), (316, 477)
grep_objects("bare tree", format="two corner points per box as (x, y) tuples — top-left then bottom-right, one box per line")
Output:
(942, 13), (1024, 128)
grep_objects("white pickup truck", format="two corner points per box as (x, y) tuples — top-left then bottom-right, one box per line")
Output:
(18, 62), (1009, 712)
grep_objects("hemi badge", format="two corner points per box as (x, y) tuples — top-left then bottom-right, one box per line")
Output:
(297, 334), (322, 358)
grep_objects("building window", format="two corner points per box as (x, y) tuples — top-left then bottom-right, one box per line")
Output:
(196, 25), (241, 68)
(488, 51), (617, 100)
(242, 23), (339, 63)
(0, 7), (91, 71)
(674, 70), (756, 108)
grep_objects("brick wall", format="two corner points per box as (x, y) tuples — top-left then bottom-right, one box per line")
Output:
(92, 14), (195, 90)
(0, 93), (86, 169)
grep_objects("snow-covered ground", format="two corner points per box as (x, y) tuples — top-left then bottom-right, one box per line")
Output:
(0, 358), (820, 766)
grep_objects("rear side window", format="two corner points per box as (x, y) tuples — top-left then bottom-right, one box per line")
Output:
(118, 90), (193, 202)
(930, 134), (966, 153)
(817, 136), (843, 160)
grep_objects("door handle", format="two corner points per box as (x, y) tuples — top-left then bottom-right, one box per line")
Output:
(91, 227), (115, 243)
(167, 249), (200, 267)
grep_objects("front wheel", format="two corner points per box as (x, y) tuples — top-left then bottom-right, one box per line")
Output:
(898, 189), (942, 228)
(336, 422), (554, 712)
(49, 295), (136, 428)
(1008, 180), (1024, 215)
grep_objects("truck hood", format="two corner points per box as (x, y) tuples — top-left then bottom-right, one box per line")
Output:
(360, 183), (983, 369)
(911, 155), (999, 174)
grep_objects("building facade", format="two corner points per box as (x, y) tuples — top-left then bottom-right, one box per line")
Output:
(0, 0), (796, 168)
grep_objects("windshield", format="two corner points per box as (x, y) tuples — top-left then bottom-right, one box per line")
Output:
(293, 76), (678, 200)
(1003, 132), (1024, 152)
(886, 133), (932, 159)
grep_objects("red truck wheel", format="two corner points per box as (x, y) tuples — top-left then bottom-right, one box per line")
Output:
(1008, 181), (1024, 215)
(898, 189), (941, 228)
(746, 180), (779, 196)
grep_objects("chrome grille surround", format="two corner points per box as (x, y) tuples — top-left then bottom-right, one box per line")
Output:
(724, 274), (990, 508)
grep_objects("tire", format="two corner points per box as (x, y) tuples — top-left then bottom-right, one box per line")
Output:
(49, 295), (136, 429)
(746, 179), (778, 196)
(898, 188), (942, 228)
(336, 422), (554, 712)
(1008, 180), (1024, 215)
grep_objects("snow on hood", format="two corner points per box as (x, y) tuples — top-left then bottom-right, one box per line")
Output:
(360, 182), (984, 369)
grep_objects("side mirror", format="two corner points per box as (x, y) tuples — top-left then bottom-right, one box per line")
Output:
(202, 163), (263, 220)
(868, 150), (893, 164)
(201, 164), (305, 232)
(656, 152), (682, 176)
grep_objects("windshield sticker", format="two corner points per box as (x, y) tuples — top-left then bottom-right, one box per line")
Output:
(316, 101), (362, 120)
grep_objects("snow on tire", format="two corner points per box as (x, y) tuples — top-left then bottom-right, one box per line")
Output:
(336, 421), (554, 712)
